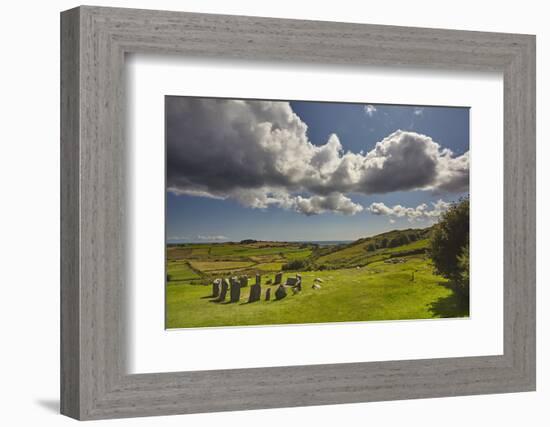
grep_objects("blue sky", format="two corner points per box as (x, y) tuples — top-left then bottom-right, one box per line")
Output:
(166, 98), (469, 243)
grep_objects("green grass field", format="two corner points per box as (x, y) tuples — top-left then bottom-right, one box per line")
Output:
(166, 230), (468, 329)
(166, 261), (200, 284)
(188, 260), (255, 272)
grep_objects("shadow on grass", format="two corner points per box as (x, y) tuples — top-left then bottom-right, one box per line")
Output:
(428, 282), (470, 318)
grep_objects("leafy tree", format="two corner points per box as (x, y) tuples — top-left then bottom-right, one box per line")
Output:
(457, 243), (469, 297)
(430, 198), (470, 300)
(388, 234), (409, 248)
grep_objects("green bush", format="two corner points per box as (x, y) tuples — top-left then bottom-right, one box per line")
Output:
(282, 259), (308, 271)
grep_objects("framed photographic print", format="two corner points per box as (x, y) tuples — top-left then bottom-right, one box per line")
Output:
(61, 5), (536, 420)
(164, 96), (471, 329)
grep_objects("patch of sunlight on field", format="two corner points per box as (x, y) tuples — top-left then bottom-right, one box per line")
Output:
(284, 249), (312, 261)
(252, 262), (285, 272)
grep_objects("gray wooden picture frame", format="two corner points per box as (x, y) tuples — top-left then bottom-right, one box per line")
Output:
(60, 5), (536, 420)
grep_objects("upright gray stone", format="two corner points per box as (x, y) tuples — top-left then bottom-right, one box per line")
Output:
(285, 277), (298, 286)
(274, 272), (282, 285)
(294, 275), (302, 291)
(239, 276), (248, 287)
(248, 277), (262, 303)
(265, 288), (271, 301)
(217, 278), (229, 302)
(212, 279), (221, 298)
(230, 277), (241, 303)
(275, 284), (287, 300)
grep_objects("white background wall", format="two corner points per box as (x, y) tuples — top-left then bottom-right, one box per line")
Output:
(0, 0), (547, 425)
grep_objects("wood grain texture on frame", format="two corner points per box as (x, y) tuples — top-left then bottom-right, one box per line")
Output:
(60, 5), (536, 420)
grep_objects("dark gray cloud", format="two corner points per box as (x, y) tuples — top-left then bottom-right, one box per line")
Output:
(166, 97), (469, 215)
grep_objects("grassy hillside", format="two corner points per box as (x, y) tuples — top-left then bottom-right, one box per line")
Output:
(166, 226), (468, 328)
(313, 228), (432, 269)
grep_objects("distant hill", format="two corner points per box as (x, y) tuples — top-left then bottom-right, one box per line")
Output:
(312, 227), (433, 269)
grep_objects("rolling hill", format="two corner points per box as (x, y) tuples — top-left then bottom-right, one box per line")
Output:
(311, 227), (433, 269)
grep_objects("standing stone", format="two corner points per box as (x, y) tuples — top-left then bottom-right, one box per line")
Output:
(265, 288), (271, 301)
(285, 277), (298, 286)
(248, 284), (261, 303)
(294, 276), (302, 292)
(230, 277), (241, 303)
(275, 284), (287, 300)
(239, 276), (248, 287)
(212, 279), (221, 298)
(274, 272), (282, 285)
(217, 278), (229, 302)
(248, 275), (262, 303)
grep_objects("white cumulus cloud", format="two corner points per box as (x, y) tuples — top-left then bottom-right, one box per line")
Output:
(367, 199), (451, 222)
(293, 193), (364, 216)
(197, 235), (229, 241)
(166, 98), (468, 216)
(364, 104), (377, 117)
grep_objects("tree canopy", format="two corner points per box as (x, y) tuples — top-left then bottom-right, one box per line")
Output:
(430, 198), (469, 299)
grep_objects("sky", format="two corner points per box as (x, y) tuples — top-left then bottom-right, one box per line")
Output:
(165, 97), (469, 243)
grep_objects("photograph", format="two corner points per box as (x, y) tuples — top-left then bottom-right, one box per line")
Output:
(165, 96), (470, 329)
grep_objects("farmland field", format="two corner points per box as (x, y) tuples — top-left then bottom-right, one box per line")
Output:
(166, 229), (469, 329)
